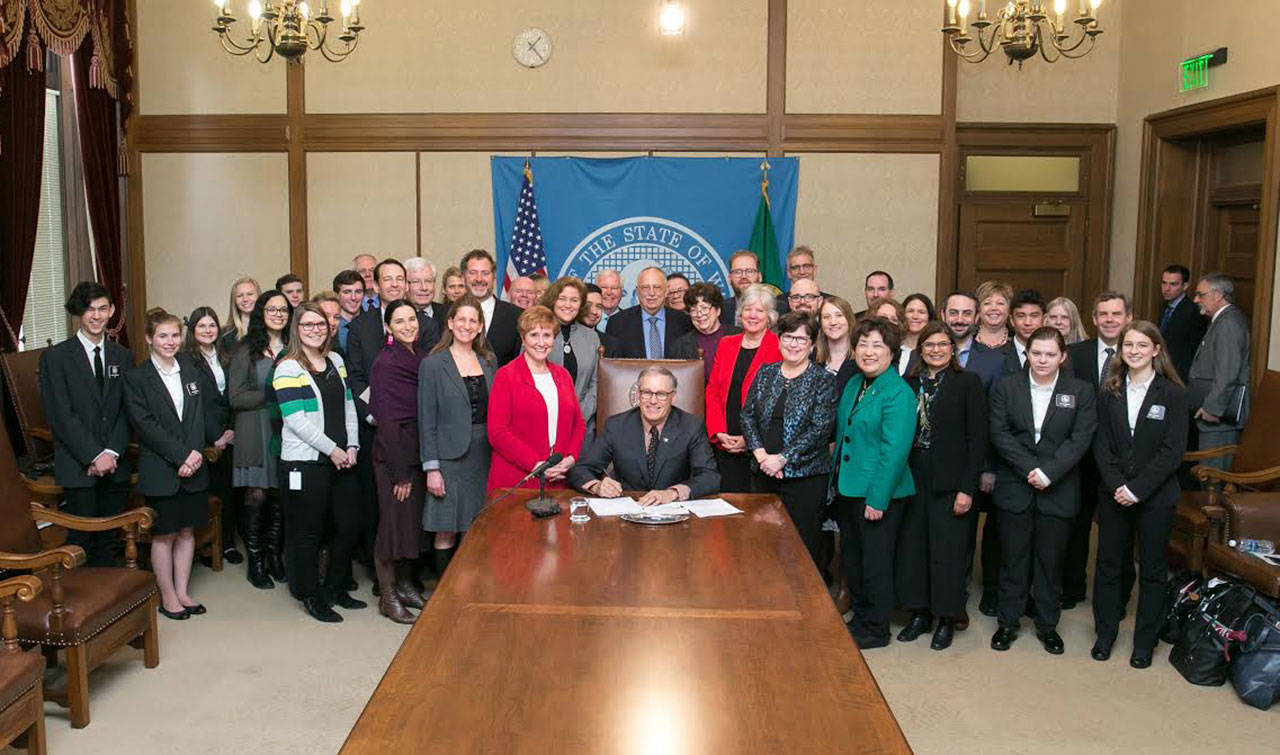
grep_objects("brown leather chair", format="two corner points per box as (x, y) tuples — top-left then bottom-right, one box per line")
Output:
(1170, 369), (1280, 572)
(0, 575), (45, 754)
(1, 348), (63, 511)
(1203, 492), (1280, 599)
(0, 424), (158, 729)
(595, 351), (705, 429)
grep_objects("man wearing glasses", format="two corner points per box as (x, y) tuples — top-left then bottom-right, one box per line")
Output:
(778, 246), (832, 314)
(604, 267), (693, 359)
(786, 278), (824, 316)
(569, 366), (720, 506)
(721, 250), (762, 327)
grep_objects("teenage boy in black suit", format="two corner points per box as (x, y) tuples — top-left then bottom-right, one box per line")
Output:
(38, 281), (134, 566)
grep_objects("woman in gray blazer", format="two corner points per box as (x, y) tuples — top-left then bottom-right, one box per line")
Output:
(543, 278), (601, 447)
(419, 296), (497, 575)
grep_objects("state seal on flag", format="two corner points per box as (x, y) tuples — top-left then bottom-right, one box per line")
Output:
(557, 216), (730, 306)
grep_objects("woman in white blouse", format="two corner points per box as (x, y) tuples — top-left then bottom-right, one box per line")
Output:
(184, 306), (238, 564)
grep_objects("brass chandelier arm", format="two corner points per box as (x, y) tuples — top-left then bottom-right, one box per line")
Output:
(211, 0), (365, 64)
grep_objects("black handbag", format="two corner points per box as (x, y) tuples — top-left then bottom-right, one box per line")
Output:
(1228, 595), (1280, 710)
(1161, 572), (1204, 645)
(1169, 581), (1255, 686)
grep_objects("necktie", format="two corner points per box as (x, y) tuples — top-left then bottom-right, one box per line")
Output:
(1101, 346), (1115, 381)
(958, 346), (970, 368)
(647, 316), (662, 359)
(93, 346), (104, 392)
(561, 323), (578, 383)
(1159, 304), (1174, 330)
(646, 425), (659, 483)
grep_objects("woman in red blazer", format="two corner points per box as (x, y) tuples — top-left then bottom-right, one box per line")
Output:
(705, 284), (783, 492)
(487, 306), (586, 493)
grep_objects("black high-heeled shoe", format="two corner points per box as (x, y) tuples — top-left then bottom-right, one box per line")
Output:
(159, 606), (190, 620)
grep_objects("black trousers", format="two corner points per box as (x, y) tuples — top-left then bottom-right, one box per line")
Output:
(898, 448), (976, 619)
(978, 497), (1000, 595)
(1062, 462), (1100, 601)
(356, 423), (379, 561)
(996, 506), (1073, 631)
(63, 478), (128, 567)
(751, 472), (829, 571)
(282, 461), (361, 599)
(1093, 496), (1176, 654)
(716, 448), (753, 494)
(836, 495), (905, 641)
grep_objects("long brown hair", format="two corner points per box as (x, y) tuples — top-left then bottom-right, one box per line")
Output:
(280, 302), (332, 367)
(1100, 320), (1185, 396)
(815, 294), (856, 366)
(430, 295), (495, 364)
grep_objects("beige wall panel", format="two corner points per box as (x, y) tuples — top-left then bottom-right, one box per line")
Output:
(792, 153), (939, 302)
(307, 153), (418, 287)
(418, 153), (499, 275)
(956, 3), (1121, 123)
(142, 154), (290, 320)
(306, 0), (767, 113)
(787, 0), (941, 114)
(136, 0), (284, 114)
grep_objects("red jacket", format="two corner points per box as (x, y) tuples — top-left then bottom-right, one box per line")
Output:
(704, 330), (782, 443)
(486, 356), (586, 493)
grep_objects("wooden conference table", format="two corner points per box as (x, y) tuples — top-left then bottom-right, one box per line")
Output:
(342, 490), (909, 753)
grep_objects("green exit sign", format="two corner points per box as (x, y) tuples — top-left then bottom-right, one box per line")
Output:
(1179, 47), (1228, 93)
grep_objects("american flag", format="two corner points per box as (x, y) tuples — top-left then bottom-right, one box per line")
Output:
(502, 162), (547, 300)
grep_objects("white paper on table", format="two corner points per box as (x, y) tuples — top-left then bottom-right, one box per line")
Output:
(587, 497), (644, 517)
(682, 499), (744, 518)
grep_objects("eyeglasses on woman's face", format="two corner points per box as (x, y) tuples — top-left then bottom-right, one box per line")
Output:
(298, 321), (328, 332)
(264, 306), (290, 315)
(779, 333), (811, 346)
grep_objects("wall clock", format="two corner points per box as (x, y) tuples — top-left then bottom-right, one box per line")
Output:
(513, 27), (553, 68)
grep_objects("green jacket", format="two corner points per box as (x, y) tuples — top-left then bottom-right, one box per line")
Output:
(832, 369), (917, 511)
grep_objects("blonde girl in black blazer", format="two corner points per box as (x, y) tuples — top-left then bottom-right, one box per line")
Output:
(1090, 321), (1188, 669)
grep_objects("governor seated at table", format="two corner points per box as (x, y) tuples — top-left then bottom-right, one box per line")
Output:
(568, 366), (720, 506)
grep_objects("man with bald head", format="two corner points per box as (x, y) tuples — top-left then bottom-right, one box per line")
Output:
(604, 266), (693, 359)
(509, 276), (538, 309)
(595, 269), (624, 333)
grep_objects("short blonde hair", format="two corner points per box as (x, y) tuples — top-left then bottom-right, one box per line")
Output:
(517, 305), (559, 340)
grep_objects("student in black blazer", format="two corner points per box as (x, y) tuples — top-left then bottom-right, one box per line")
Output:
(898, 324), (988, 650)
(37, 281), (134, 567)
(1157, 265), (1208, 381)
(604, 268), (693, 358)
(125, 310), (221, 620)
(183, 306), (240, 565)
(1091, 321), (1189, 669)
(988, 327), (1097, 655)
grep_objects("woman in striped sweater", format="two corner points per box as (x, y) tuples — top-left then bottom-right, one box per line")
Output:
(273, 303), (364, 623)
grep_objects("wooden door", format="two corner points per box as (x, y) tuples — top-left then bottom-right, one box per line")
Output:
(1206, 187), (1261, 323)
(957, 200), (1088, 301)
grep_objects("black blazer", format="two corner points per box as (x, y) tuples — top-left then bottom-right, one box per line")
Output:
(989, 371), (1098, 518)
(190, 351), (231, 436)
(568, 406), (720, 498)
(720, 296), (739, 327)
(484, 299), (523, 367)
(604, 305), (693, 359)
(1160, 296), (1208, 382)
(669, 324), (741, 361)
(123, 355), (219, 497)
(1092, 374), (1189, 509)
(346, 306), (441, 419)
(1067, 338), (1114, 392)
(908, 369), (988, 497)
(37, 335), (134, 488)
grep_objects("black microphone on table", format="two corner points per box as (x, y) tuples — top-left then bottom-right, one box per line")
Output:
(489, 453), (566, 517)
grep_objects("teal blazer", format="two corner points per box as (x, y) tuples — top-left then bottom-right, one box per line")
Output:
(832, 369), (917, 511)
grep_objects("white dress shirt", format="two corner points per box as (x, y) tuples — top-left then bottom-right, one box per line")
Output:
(1014, 339), (1027, 367)
(152, 356), (185, 417)
(532, 371), (558, 446)
(203, 348), (226, 393)
(1125, 372), (1154, 436)
(480, 296), (496, 336)
(1029, 373), (1059, 487)
(897, 346), (914, 375)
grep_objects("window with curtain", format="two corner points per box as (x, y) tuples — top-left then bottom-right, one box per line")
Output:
(20, 87), (68, 351)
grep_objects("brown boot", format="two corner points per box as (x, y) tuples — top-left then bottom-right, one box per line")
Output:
(394, 560), (428, 609)
(379, 593), (416, 624)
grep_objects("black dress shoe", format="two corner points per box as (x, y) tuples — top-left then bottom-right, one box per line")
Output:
(1130, 652), (1152, 669)
(303, 596), (343, 623)
(930, 619), (955, 651)
(1090, 643), (1112, 661)
(330, 591), (368, 610)
(181, 603), (207, 615)
(979, 591), (998, 617)
(1036, 629), (1065, 655)
(896, 612), (933, 642)
(852, 632), (891, 650)
(1059, 596), (1079, 610)
(159, 606), (190, 621)
(223, 547), (244, 565)
(991, 626), (1018, 651)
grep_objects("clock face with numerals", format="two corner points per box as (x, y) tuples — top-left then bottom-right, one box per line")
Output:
(513, 27), (552, 68)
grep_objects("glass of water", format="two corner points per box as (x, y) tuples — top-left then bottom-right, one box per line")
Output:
(569, 497), (590, 523)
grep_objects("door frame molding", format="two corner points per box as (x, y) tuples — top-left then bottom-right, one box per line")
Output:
(1134, 86), (1280, 386)
(952, 123), (1116, 310)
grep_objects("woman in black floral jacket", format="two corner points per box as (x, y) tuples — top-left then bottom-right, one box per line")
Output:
(742, 311), (836, 568)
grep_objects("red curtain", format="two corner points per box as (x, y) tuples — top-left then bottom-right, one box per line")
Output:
(72, 34), (127, 345)
(0, 36), (47, 352)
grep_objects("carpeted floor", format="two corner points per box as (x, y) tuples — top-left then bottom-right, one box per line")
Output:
(9, 541), (1273, 754)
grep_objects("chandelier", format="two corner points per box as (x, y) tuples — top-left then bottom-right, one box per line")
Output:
(211, 1), (365, 64)
(942, 0), (1103, 67)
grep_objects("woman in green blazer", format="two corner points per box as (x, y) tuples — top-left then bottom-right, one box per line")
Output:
(832, 317), (918, 649)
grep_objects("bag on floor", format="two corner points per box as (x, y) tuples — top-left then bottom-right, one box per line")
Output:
(1169, 580), (1254, 686)
(1161, 572), (1205, 645)
(1228, 595), (1280, 710)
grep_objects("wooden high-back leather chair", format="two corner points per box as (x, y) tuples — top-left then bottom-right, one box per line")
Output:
(1171, 369), (1280, 571)
(595, 353), (705, 429)
(0, 422), (157, 729)
(0, 574), (46, 754)
(0, 348), (52, 459)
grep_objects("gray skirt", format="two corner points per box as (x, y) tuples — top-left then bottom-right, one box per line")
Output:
(424, 423), (490, 533)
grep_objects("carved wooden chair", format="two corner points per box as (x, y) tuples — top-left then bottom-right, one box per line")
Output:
(0, 424), (158, 729)
(595, 351), (706, 429)
(0, 574), (46, 754)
